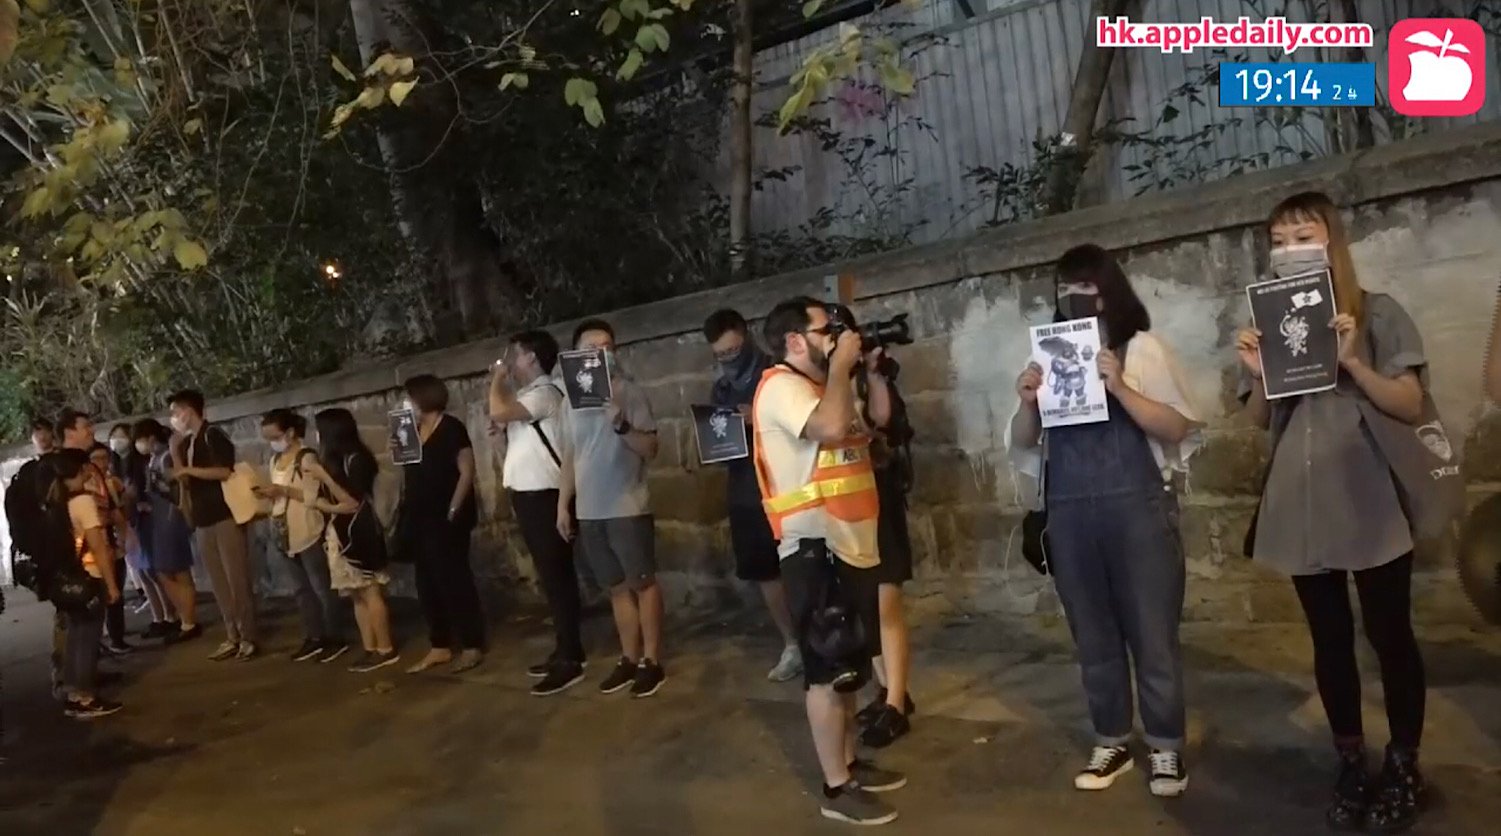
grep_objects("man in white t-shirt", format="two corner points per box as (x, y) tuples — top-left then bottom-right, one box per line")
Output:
(752, 297), (904, 826)
(489, 329), (585, 697)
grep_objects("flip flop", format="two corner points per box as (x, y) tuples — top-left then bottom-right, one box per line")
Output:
(406, 653), (453, 674)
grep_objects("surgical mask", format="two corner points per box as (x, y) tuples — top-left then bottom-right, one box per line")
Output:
(135, 440), (151, 456)
(1269, 242), (1329, 278)
(269, 439), (289, 454)
(109, 438), (130, 456)
(169, 415), (188, 434)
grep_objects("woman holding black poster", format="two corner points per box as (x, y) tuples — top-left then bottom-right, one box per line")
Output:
(1236, 191), (1430, 833)
(1007, 244), (1201, 799)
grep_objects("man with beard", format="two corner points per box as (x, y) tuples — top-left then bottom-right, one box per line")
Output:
(753, 297), (904, 825)
(703, 309), (801, 682)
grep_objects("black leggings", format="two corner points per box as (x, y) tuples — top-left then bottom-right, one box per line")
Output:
(412, 522), (487, 652)
(1292, 553), (1426, 751)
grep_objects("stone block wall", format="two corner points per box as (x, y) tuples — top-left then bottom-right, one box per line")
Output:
(7, 123), (1501, 625)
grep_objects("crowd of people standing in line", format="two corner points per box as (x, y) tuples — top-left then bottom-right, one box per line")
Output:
(2, 187), (1452, 832)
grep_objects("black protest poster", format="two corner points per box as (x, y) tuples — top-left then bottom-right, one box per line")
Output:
(691, 404), (749, 465)
(557, 348), (613, 410)
(1246, 270), (1340, 400)
(388, 408), (422, 466)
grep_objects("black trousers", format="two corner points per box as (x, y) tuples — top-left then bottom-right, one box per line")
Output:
(105, 559), (127, 643)
(412, 521), (486, 651)
(510, 489), (584, 663)
(1292, 552), (1426, 751)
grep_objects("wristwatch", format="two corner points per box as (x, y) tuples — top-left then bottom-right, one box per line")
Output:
(614, 419), (633, 435)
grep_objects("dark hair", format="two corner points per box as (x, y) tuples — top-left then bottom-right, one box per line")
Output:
(55, 408), (91, 436)
(168, 389), (206, 416)
(30, 417), (54, 434)
(109, 422), (131, 439)
(1054, 244), (1150, 350)
(702, 309), (748, 343)
(403, 374), (449, 413)
(571, 317), (615, 348)
(38, 448), (90, 505)
(131, 418), (170, 445)
(510, 329), (560, 374)
(763, 296), (823, 360)
(261, 408), (307, 437)
(314, 408), (376, 497)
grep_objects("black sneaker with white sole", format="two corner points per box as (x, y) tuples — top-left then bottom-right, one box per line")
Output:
(532, 663), (586, 697)
(65, 698), (124, 719)
(1074, 745), (1133, 790)
(599, 657), (638, 694)
(348, 650), (401, 673)
(290, 639), (323, 662)
(849, 759), (907, 793)
(1148, 750), (1188, 797)
(631, 659), (666, 698)
(821, 782), (898, 826)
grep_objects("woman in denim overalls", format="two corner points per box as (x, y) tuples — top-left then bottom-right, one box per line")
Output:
(1009, 244), (1202, 798)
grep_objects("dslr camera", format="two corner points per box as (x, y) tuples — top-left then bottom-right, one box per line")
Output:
(825, 306), (914, 352)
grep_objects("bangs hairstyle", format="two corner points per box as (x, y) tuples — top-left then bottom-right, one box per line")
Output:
(1268, 191), (1362, 326)
(1054, 244), (1150, 350)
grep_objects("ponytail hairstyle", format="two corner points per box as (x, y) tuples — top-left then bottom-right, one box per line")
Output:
(1268, 191), (1364, 327)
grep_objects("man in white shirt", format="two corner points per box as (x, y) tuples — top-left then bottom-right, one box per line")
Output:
(753, 297), (905, 826)
(489, 329), (585, 697)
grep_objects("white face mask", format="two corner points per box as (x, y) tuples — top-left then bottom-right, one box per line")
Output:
(169, 415), (189, 434)
(1268, 242), (1330, 279)
(135, 440), (152, 456)
(269, 439), (289, 454)
(110, 438), (130, 455)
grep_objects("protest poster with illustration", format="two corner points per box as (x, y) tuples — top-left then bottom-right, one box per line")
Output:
(388, 407), (422, 466)
(690, 404), (749, 465)
(1246, 270), (1339, 400)
(1031, 317), (1110, 428)
(557, 348), (614, 410)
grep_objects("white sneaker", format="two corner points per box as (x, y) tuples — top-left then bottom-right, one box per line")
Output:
(208, 640), (239, 661)
(767, 645), (803, 682)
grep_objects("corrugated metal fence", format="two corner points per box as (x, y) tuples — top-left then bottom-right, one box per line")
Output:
(731, 0), (1501, 245)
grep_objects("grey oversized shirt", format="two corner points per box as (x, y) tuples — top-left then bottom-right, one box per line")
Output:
(562, 375), (658, 521)
(1239, 293), (1426, 577)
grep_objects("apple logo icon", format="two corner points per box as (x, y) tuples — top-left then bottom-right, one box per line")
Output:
(1402, 27), (1474, 102)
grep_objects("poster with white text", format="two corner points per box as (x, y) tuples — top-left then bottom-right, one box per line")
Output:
(1031, 317), (1110, 428)
(690, 405), (749, 465)
(557, 348), (614, 410)
(1246, 270), (1339, 400)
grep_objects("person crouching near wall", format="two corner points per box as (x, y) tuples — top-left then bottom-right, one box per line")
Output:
(1007, 244), (1203, 798)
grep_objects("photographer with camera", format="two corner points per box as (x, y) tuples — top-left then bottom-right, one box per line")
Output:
(830, 305), (916, 750)
(753, 297), (905, 826)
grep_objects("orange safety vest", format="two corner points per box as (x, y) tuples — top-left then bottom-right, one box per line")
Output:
(752, 365), (879, 540)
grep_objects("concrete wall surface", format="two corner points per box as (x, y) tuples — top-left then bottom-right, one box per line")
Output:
(7, 122), (1501, 626)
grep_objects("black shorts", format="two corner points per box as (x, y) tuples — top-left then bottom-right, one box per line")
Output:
(782, 539), (879, 691)
(728, 504), (780, 582)
(873, 468), (914, 586)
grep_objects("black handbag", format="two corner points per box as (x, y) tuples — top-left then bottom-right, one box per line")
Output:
(1021, 510), (1051, 575)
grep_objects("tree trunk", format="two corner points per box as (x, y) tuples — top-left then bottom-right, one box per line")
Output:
(728, 0), (754, 280)
(348, 0), (509, 341)
(1044, 0), (1128, 214)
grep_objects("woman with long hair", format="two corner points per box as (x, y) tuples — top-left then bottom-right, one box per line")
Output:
(306, 408), (398, 672)
(134, 419), (202, 642)
(257, 409), (347, 663)
(88, 442), (136, 654)
(1236, 191), (1430, 832)
(1008, 244), (1201, 798)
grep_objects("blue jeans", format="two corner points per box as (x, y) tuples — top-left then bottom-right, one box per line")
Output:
(285, 543), (343, 643)
(1047, 490), (1187, 751)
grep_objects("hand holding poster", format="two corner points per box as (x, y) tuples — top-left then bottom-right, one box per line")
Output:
(558, 348), (614, 410)
(691, 404), (749, 465)
(1030, 317), (1110, 428)
(388, 408), (422, 466)
(1246, 270), (1339, 399)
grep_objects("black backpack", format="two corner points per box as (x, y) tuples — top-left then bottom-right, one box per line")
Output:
(5, 460), (44, 589)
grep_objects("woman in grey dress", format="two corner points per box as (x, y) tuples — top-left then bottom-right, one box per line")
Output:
(1236, 191), (1428, 833)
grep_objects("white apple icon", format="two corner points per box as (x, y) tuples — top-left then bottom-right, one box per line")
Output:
(1402, 28), (1474, 102)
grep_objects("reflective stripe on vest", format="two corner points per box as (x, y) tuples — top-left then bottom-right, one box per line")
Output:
(752, 366), (879, 539)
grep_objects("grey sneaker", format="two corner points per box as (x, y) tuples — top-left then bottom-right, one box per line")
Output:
(849, 759), (907, 793)
(820, 783), (898, 826)
(767, 645), (803, 682)
(208, 640), (239, 661)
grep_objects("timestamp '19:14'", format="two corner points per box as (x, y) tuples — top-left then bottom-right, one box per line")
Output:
(1218, 62), (1375, 107)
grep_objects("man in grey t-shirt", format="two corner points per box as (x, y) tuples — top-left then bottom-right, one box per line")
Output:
(556, 318), (666, 699)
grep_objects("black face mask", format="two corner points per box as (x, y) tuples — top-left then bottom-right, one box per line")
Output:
(1058, 291), (1099, 322)
(717, 347), (756, 379)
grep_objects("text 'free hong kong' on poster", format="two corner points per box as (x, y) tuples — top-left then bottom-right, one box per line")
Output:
(1030, 317), (1110, 429)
